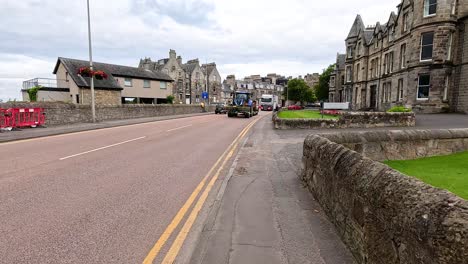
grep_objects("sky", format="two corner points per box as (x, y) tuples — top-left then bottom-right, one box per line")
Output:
(0, 0), (399, 101)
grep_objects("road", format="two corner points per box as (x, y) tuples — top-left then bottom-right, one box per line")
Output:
(0, 113), (259, 263)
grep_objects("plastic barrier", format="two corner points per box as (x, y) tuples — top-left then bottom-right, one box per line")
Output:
(0, 108), (10, 128)
(6, 108), (46, 128)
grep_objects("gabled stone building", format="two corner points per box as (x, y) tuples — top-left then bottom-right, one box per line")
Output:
(139, 49), (187, 104)
(329, 53), (346, 102)
(201, 63), (222, 104)
(182, 59), (205, 104)
(330, 0), (468, 113)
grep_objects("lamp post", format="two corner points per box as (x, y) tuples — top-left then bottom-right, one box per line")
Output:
(87, 0), (96, 122)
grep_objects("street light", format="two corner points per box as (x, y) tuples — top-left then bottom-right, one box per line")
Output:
(87, 0), (96, 122)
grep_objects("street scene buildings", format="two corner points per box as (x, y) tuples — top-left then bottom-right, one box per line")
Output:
(329, 0), (468, 113)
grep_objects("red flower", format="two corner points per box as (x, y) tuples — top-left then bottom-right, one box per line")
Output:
(93, 70), (108, 80)
(78, 67), (93, 77)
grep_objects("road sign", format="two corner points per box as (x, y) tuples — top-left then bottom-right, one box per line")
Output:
(202, 92), (209, 99)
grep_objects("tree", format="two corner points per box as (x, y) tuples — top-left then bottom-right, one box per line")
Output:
(283, 79), (316, 106)
(166, 95), (175, 104)
(315, 64), (335, 101)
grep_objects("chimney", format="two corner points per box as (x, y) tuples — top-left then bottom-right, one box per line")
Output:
(177, 56), (182, 65)
(169, 49), (176, 60)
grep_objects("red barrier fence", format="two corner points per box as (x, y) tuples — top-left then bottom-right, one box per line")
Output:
(0, 108), (45, 129)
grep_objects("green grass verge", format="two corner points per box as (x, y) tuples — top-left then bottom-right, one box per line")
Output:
(384, 151), (468, 199)
(277, 110), (339, 120)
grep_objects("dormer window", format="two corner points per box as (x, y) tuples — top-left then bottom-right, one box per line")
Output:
(424, 0), (437, 17)
(402, 13), (409, 33)
(347, 46), (353, 58)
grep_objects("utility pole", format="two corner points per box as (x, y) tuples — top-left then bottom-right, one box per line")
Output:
(205, 61), (209, 105)
(87, 0), (96, 122)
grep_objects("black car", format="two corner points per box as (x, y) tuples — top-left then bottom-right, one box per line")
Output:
(215, 104), (227, 114)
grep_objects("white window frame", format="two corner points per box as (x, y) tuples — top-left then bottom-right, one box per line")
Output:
(402, 13), (409, 33)
(143, 80), (151, 88)
(401, 44), (407, 69)
(417, 74), (431, 100)
(160, 81), (167, 89)
(398, 79), (404, 101)
(451, 0), (457, 15)
(424, 0), (437, 17)
(124, 78), (133, 87)
(346, 65), (352, 83)
(420, 32), (434, 62)
(347, 46), (353, 59)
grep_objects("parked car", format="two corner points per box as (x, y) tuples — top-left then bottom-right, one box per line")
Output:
(287, 105), (303, 110)
(215, 103), (228, 114)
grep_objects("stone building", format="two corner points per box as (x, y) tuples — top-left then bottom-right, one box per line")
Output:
(221, 74), (286, 105)
(304, 73), (320, 89)
(182, 59), (205, 104)
(201, 63), (222, 104)
(330, 0), (468, 113)
(329, 54), (347, 102)
(139, 50), (187, 104)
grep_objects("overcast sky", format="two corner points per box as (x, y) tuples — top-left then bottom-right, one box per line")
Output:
(0, 0), (399, 101)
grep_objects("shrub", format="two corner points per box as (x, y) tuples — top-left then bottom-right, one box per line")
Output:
(27, 86), (42, 102)
(387, 106), (412, 113)
(166, 95), (175, 104)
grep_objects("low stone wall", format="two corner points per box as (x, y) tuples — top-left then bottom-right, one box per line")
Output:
(302, 130), (468, 264)
(321, 129), (468, 161)
(0, 102), (214, 126)
(273, 111), (415, 129)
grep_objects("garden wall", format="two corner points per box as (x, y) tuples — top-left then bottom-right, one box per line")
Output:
(302, 130), (468, 264)
(0, 102), (214, 126)
(273, 111), (415, 129)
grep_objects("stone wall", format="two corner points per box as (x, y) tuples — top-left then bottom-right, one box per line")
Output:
(0, 102), (214, 126)
(302, 131), (468, 264)
(321, 129), (468, 161)
(273, 111), (415, 129)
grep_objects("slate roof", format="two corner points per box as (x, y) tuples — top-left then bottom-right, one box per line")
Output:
(363, 30), (374, 44)
(337, 54), (346, 70)
(53, 57), (173, 90)
(346, 15), (365, 40)
(182, 60), (199, 74)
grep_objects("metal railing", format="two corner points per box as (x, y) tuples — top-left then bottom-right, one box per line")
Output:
(22, 78), (67, 90)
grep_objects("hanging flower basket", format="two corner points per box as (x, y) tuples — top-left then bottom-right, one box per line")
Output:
(93, 70), (108, 80)
(78, 67), (93, 77)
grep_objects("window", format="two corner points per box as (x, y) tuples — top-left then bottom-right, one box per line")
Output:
(330, 76), (336, 87)
(124, 78), (132, 87)
(397, 79), (404, 101)
(388, 27), (394, 42)
(418, 74), (430, 100)
(389, 52), (394, 73)
(374, 38), (379, 49)
(196, 72), (200, 79)
(447, 33), (453, 61)
(347, 46), (353, 58)
(402, 13), (409, 33)
(355, 63), (360, 81)
(452, 0), (457, 15)
(346, 65), (352, 82)
(400, 44), (407, 69)
(357, 42), (361, 56)
(76, 94), (80, 104)
(420, 32), (434, 61)
(424, 0), (437, 17)
(382, 83), (387, 103)
(444, 76), (449, 101)
(143, 80), (150, 88)
(160, 81), (167, 89)
(66, 72), (69, 82)
(383, 82), (392, 102)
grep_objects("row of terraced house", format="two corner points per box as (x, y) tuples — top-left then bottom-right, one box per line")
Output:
(329, 0), (468, 113)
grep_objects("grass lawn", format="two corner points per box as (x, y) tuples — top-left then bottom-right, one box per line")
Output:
(277, 110), (339, 120)
(384, 151), (468, 199)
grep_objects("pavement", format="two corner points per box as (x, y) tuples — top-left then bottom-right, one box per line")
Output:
(0, 112), (213, 143)
(185, 112), (468, 264)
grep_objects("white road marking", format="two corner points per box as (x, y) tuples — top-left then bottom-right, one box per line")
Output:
(59, 136), (146, 160)
(166, 124), (192, 132)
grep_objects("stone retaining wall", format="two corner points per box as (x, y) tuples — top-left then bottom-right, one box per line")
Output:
(302, 130), (468, 264)
(0, 102), (214, 126)
(321, 129), (468, 161)
(273, 111), (415, 129)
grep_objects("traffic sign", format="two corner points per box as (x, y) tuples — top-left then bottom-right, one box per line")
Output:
(202, 92), (209, 99)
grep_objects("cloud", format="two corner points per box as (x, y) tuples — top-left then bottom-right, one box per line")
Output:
(0, 0), (400, 100)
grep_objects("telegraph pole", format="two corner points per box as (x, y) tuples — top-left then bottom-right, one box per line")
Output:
(87, 0), (96, 122)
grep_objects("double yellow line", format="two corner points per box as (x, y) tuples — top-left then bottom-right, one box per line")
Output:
(143, 117), (260, 264)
